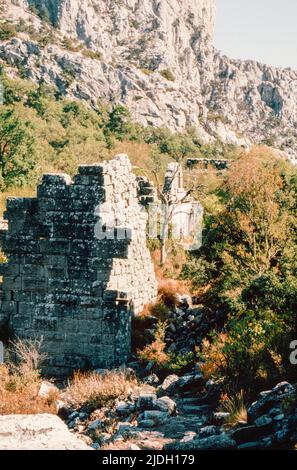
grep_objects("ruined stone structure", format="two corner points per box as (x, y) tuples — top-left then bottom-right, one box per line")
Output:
(0, 154), (157, 375)
(187, 158), (232, 171)
(163, 163), (204, 251)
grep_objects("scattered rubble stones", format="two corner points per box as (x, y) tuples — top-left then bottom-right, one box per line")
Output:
(137, 393), (157, 411)
(61, 371), (297, 450)
(87, 419), (103, 433)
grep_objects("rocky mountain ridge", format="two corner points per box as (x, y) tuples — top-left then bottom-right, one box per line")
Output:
(1, 0), (297, 162)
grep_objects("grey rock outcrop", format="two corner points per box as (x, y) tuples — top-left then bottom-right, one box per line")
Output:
(1, 0), (297, 161)
(0, 414), (92, 450)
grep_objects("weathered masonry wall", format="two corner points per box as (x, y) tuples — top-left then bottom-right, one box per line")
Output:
(186, 158), (232, 170)
(0, 154), (157, 375)
(163, 163), (204, 251)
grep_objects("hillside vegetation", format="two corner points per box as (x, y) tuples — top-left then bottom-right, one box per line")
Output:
(0, 70), (239, 213)
(181, 151), (297, 395)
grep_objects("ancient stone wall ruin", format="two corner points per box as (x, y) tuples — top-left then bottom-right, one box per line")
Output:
(0, 154), (157, 375)
(163, 163), (204, 251)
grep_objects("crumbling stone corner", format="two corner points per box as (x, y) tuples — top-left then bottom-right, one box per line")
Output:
(0, 154), (157, 375)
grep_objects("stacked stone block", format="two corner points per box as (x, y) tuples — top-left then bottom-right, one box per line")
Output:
(136, 176), (157, 206)
(0, 154), (157, 375)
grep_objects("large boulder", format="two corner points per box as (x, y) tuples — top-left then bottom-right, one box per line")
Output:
(157, 375), (179, 396)
(157, 373), (205, 397)
(38, 381), (59, 399)
(137, 393), (157, 411)
(177, 373), (205, 394)
(153, 396), (176, 415)
(247, 382), (296, 424)
(142, 411), (169, 426)
(0, 414), (92, 450)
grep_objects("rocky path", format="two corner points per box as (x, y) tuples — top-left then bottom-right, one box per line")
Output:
(1, 374), (295, 450)
(81, 376), (297, 451)
(109, 395), (214, 450)
(90, 375), (227, 450)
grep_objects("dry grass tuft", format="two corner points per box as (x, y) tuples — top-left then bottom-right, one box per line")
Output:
(0, 338), (58, 415)
(9, 337), (47, 382)
(158, 279), (181, 308)
(219, 390), (247, 428)
(65, 369), (138, 411)
(158, 279), (189, 308)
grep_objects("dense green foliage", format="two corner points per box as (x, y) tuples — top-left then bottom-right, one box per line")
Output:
(0, 108), (36, 189)
(182, 152), (297, 395)
(0, 73), (237, 191)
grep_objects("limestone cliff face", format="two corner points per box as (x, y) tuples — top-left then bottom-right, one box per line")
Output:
(1, 0), (297, 161)
(53, 0), (215, 61)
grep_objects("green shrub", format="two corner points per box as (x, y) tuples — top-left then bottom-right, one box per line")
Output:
(26, 84), (53, 117)
(150, 301), (171, 321)
(181, 257), (216, 289)
(82, 49), (102, 60)
(106, 105), (134, 141)
(184, 153), (297, 396)
(137, 320), (195, 375)
(37, 32), (56, 47)
(165, 351), (195, 374)
(62, 37), (82, 52)
(0, 22), (17, 40)
(201, 309), (291, 396)
(281, 394), (297, 415)
(0, 108), (37, 189)
(160, 69), (175, 82)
